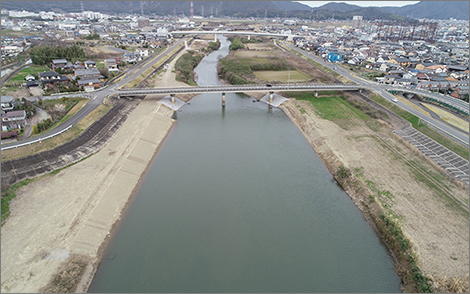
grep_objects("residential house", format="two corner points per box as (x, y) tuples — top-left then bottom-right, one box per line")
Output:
(135, 48), (149, 59)
(25, 74), (39, 87)
(74, 68), (104, 89)
(74, 68), (104, 80)
(1, 110), (26, 131)
(1, 96), (15, 112)
(85, 60), (96, 69)
(123, 53), (137, 63)
(39, 71), (70, 86)
(104, 58), (119, 72)
(51, 59), (73, 71)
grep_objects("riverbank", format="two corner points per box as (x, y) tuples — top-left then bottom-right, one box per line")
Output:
(279, 96), (469, 292)
(0, 99), (176, 293)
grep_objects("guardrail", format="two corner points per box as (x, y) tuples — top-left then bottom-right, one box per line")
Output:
(1, 124), (73, 151)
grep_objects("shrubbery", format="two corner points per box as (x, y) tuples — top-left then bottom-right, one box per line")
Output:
(229, 38), (245, 51)
(175, 51), (204, 84)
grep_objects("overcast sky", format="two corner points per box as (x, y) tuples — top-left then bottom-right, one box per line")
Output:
(296, 1), (421, 8)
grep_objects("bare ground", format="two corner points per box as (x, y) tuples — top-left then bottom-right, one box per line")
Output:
(280, 98), (469, 292)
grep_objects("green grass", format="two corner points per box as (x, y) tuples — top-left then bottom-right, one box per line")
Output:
(291, 91), (368, 129)
(1, 178), (36, 226)
(254, 70), (311, 83)
(8, 65), (50, 83)
(370, 94), (469, 159)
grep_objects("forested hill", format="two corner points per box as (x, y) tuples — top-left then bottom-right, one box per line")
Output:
(1, 1), (467, 20)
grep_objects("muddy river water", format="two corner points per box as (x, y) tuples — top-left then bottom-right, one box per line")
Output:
(88, 36), (401, 292)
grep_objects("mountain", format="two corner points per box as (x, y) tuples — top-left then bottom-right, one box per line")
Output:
(312, 2), (362, 12)
(380, 1), (469, 20)
(271, 1), (312, 11)
(0, 1), (297, 17)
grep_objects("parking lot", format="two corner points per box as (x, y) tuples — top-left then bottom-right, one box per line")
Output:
(395, 126), (469, 185)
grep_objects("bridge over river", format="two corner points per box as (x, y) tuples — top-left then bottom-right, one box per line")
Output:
(117, 83), (361, 96)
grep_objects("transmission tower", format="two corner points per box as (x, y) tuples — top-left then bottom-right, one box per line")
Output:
(141, 1), (144, 16)
(80, 1), (84, 13)
(202, 6), (204, 18)
(190, 1), (194, 20)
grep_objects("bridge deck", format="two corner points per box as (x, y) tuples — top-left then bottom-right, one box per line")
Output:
(118, 84), (361, 96)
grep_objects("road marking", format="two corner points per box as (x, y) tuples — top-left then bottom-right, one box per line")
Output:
(93, 96), (96, 100)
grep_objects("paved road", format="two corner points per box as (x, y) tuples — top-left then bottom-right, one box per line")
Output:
(283, 41), (469, 147)
(117, 84), (361, 95)
(2, 38), (187, 149)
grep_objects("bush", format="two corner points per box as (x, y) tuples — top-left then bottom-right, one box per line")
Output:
(336, 165), (351, 180)
(229, 38), (245, 51)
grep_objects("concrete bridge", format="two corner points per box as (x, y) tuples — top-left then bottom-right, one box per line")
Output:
(171, 30), (292, 41)
(118, 83), (362, 106)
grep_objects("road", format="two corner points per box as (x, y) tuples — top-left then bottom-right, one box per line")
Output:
(2, 38), (187, 149)
(117, 83), (361, 95)
(283, 41), (469, 147)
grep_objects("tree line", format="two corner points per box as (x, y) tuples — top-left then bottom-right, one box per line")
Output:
(29, 45), (86, 65)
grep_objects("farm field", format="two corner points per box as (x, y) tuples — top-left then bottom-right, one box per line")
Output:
(234, 50), (272, 57)
(245, 43), (272, 50)
(254, 70), (311, 83)
(7, 65), (50, 84)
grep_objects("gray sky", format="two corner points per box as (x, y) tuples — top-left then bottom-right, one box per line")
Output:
(296, 1), (421, 8)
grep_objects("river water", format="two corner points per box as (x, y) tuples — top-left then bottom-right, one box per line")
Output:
(88, 36), (401, 293)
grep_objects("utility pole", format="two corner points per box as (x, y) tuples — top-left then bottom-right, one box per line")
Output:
(202, 6), (204, 18)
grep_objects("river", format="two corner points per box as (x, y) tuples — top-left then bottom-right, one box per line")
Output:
(88, 36), (401, 293)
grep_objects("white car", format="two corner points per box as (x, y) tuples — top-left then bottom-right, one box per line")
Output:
(391, 97), (398, 103)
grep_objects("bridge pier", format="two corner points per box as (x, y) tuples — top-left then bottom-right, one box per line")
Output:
(214, 34), (217, 42)
(247, 35), (251, 40)
(222, 92), (226, 107)
(184, 40), (189, 49)
(171, 93), (176, 104)
(314, 91), (318, 97)
(268, 91), (274, 108)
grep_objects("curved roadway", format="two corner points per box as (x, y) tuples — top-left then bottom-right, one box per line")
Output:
(2, 38), (187, 149)
(282, 41), (469, 147)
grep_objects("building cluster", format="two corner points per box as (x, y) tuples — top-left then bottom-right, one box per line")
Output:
(289, 20), (469, 99)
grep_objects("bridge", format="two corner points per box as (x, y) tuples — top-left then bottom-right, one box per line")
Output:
(118, 84), (361, 96)
(118, 83), (362, 106)
(170, 30), (292, 41)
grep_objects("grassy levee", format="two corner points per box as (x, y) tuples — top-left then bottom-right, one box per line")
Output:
(369, 94), (469, 159)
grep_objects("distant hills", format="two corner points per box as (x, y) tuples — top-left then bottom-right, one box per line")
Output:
(380, 1), (469, 21)
(0, 1), (468, 20)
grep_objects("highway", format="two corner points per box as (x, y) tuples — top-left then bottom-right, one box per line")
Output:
(282, 41), (469, 147)
(2, 38), (188, 149)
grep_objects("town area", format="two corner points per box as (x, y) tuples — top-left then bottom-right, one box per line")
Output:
(1, 1), (469, 293)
